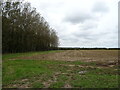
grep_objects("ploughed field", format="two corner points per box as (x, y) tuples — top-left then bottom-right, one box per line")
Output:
(3, 50), (119, 88)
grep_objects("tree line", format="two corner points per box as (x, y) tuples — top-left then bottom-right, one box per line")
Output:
(2, 0), (59, 53)
(58, 47), (119, 50)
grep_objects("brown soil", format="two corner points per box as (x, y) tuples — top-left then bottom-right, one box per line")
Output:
(14, 50), (118, 63)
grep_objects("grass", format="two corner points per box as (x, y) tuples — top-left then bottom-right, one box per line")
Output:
(32, 82), (44, 88)
(71, 74), (118, 88)
(2, 50), (62, 60)
(2, 50), (119, 88)
(50, 82), (65, 88)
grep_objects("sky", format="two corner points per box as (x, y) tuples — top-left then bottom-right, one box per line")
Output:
(25, 0), (119, 48)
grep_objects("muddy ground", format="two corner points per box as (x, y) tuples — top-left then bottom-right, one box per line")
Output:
(14, 50), (118, 66)
(4, 50), (119, 88)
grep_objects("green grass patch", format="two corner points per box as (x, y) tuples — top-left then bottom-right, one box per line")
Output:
(50, 82), (65, 88)
(2, 51), (119, 88)
(2, 50), (63, 60)
(71, 74), (118, 88)
(32, 82), (44, 88)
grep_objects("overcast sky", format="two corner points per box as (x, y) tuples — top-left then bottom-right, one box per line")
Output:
(25, 0), (119, 48)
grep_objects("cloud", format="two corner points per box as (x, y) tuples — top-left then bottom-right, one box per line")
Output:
(72, 30), (97, 42)
(92, 1), (109, 13)
(25, 0), (118, 48)
(64, 12), (94, 24)
(80, 20), (98, 30)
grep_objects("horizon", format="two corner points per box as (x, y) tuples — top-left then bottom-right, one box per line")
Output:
(58, 46), (119, 48)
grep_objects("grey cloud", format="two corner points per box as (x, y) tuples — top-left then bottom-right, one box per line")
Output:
(73, 32), (96, 41)
(92, 2), (109, 13)
(60, 34), (78, 42)
(60, 30), (118, 48)
(82, 25), (95, 30)
(81, 21), (98, 30)
(72, 30), (110, 42)
(64, 12), (94, 24)
(61, 32), (96, 45)
(82, 25), (97, 30)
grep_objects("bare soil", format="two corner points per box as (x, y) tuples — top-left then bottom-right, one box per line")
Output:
(14, 50), (118, 63)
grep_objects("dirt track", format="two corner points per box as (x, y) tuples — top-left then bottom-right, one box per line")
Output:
(15, 50), (118, 63)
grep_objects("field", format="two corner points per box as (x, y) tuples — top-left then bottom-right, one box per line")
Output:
(3, 50), (119, 88)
